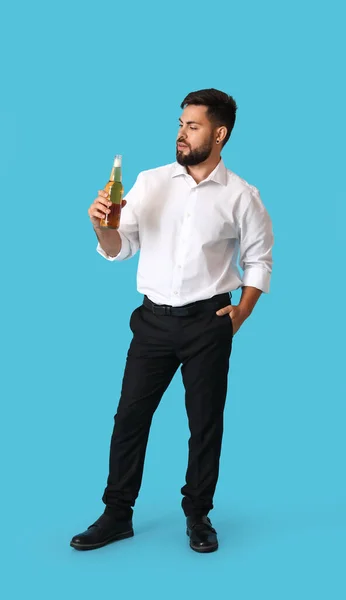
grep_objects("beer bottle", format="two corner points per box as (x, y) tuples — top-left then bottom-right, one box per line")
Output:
(100, 155), (123, 229)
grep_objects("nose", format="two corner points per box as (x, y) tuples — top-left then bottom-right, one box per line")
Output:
(177, 125), (188, 142)
(177, 132), (188, 143)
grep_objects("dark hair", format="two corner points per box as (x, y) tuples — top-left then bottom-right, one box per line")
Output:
(180, 88), (238, 146)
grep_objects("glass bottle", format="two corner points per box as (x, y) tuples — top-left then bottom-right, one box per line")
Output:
(100, 155), (123, 229)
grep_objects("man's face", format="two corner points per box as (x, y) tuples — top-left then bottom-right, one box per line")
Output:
(176, 105), (215, 166)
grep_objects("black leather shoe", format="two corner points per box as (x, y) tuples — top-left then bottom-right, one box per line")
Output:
(70, 513), (134, 551)
(186, 515), (218, 553)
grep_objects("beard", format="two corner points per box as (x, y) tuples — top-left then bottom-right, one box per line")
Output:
(176, 137), (213, 166)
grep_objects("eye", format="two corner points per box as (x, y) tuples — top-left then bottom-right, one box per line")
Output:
(190, 126), (197, 130)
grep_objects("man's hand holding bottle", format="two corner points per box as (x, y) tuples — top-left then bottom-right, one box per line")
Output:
(88, 191), (127, 229)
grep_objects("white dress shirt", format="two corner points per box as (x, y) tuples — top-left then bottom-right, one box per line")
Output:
(97, 159), (274, 306)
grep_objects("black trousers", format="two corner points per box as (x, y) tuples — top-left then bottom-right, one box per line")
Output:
(102, 293), (233, 520)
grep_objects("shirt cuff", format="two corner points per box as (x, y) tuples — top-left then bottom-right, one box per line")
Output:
(242, 267), (271, 293)
(96, 231), (131, 262)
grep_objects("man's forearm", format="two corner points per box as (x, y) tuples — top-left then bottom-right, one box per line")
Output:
(94, 226), (122, 257)
(238, 286), (263, 317)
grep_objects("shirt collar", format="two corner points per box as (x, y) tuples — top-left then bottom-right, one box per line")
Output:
(171, 158), (228, 186)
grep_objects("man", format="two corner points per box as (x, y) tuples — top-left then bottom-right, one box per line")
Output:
(70, 88), (274, 553)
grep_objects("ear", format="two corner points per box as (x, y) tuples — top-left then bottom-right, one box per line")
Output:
(215, 126), (228, 145)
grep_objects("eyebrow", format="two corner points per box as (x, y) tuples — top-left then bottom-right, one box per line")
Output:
(179, 118), (202, 125)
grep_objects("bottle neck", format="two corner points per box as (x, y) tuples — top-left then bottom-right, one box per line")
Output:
(110, 166), (122, 183)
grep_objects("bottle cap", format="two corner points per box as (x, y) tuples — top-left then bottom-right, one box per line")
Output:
(113, 155), (122, 167)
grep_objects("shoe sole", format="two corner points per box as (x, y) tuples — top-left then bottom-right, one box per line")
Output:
(186, 529), (219, 553)
(70, 529), (134, 551)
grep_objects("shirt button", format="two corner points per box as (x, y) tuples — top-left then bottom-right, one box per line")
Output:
(187, 213), (191, 217)
(178, 265), (182, 268)
(174, 291), (178, 295)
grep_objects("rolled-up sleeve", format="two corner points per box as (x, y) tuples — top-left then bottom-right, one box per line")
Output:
(238, 189), (274, 293)
(96, 172), (144, 262)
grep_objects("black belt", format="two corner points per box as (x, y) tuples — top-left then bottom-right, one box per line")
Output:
(143, 293), (232, 317)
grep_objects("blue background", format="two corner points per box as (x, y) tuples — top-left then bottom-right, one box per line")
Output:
(1, 0), (345, 598)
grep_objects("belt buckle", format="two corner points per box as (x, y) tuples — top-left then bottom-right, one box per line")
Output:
(164, 306), (172, 316)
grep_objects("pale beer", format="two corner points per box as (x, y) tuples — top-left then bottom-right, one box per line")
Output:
(100, 155), (123, 229)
